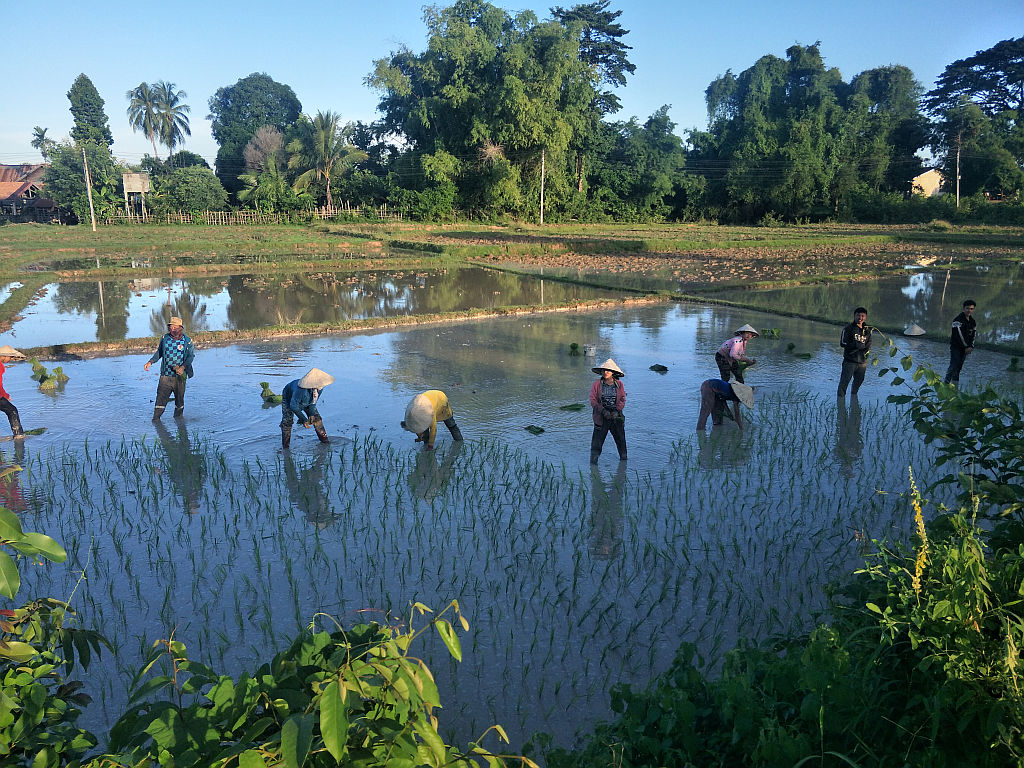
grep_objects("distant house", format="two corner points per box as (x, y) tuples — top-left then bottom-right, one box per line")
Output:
(911, 168), (944, 197)
(0, 163), (62, 222)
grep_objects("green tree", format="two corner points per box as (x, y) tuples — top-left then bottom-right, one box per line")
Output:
(551, 0), (634, 114)
(30, 126), (55, 162)
(68, 73), (113, 147)
(237, 153), (303, 213)
(207, 72), (302, 196)
(155, 80), (191, 162)
(924, 37), (1024, 117)
(42, 140), (122, 222)
(126, 82), (162, 159)
(367, 0), (594, 218)
(163, 166), (228, 213)
(287, 110), (367, 208)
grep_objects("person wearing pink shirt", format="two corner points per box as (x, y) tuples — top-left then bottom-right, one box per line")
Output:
(715, 324), (758, 383)
(0, 345), (27, 439)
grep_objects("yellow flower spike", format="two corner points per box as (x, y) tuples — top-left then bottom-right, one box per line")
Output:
(909, 467), (928, 595)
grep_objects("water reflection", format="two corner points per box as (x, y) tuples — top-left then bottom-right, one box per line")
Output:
(407, 442), (463, 503)
(713, 262), (1024, 348)
(696, 426), (754, 470)
(589, 463), (625, 559)
(0, 267), (624, 348)
(835, 397), (864, 478)
(284, 448), (336, 529)
(0, 443), (27, 513)
(153, 421), (206, 513)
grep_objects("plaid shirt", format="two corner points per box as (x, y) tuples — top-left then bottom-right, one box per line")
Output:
(150, 333), (195, 377)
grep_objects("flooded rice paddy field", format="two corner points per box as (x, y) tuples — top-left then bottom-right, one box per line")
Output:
(0, 265), (623, 347)
(713, 261), (1024, 348)
(5, 302), (1018, 749)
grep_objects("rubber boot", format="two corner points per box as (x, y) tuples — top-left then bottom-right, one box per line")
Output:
(446, 419), (464, 442)
(281, 424), (292, 449)
(9, 410), (24, 438)
(313, 419), (329, 444)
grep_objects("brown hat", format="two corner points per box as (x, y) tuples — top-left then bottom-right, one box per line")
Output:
(168, 316), (184, 328)
(298, 368), (335, 390)
(592, 358), (624, 377)
(0, 345), (26, 360)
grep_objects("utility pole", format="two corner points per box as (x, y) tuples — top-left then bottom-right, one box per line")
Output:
(82, 147), (97, 232)
(539, 148), (545, 226)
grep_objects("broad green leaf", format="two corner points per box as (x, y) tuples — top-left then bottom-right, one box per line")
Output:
(320, 680), (349, 761)
(416, 720), (446, 767)
(0, 507), (24, 541)
(0, 551), (20, 599)
(901, 355), (913, 371)
(435, 619), (461, 662)
(239, 750), (267, 768)
(0, 640), (37, 662)
(281, 713), (313, 768)
(18, 532), (66, 563)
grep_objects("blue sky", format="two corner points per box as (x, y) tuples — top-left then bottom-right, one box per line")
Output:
(1, 1), (1018, 167)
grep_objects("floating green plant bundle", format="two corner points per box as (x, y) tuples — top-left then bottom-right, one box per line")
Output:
(524, 424), (545, 435)
(29, 358), (47, 381)
(785, 342), (812, 359)
(16, 394), (946, 749)
(559, 403), (586, 411)
(568, 343), (581, 356)
(1010, 357), (1020, 372)
(760, 328), (781, 338)
(649, 364), (668, 373)
(259, 381), (283, 404)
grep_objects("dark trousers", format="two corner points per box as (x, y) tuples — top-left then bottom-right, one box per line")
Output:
(154, 375), (186, 418)
(715, 352), (743, 383)
(837, 361), (866, 397)
(696, 382), (731, 429)
(944, 346), (968, 384)
(280, 404), (328, 447)
(0, 397), (23, 436)
(590, 419), (627, 463)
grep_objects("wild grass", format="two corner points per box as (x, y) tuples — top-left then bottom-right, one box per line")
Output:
(14, 390), (946, 748)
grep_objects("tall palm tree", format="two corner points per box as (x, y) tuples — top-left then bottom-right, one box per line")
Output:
(126, 82), (162, 159)
(155, 81), (191, 165)
(287, 111), (366, 209)
(30, 126), (55, 161)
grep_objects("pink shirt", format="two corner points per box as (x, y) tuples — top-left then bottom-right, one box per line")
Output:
(717, 336), (746, 360)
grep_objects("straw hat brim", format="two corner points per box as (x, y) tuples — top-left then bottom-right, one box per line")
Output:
(404, 394), (433, 435)
(734, 324), (759, 337)
(592, 358), (625, 377)
(297, 368), (335, 390)
(0, 345), (26, 359)
(731, 382), (755, 408)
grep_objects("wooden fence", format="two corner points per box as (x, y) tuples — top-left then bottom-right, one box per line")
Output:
(106, 204), (404, 226)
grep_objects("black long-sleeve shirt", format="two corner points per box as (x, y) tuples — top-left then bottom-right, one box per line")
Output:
(949, 311), (977, 350)
(840, 322), (871, 364)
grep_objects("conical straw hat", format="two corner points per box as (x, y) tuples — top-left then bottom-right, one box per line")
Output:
(297, 368), (335, 389)
(734, 324), (759, 337)
(0, 345), (26, 359)
(404, 394), (433, 434)
(903, 323), (926, 336)
(731, 382), (755, 408)
(592, 358), (625, 377)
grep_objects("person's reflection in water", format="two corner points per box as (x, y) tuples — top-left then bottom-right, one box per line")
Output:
(407, 442), (463, 503)
(835, 397), (864, 479)
(696, 426), (753, 471)
(284, 448), (336, 529)
(153, 420), (207, 514)
(589, 463), (625, 560)
(0, 443), (28, 513)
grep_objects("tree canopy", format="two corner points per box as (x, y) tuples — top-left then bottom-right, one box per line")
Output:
(68, 73), (114, 147)
(207, 73), (302, 196)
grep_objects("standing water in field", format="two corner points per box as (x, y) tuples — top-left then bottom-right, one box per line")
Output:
(7, 302), (1010, 749)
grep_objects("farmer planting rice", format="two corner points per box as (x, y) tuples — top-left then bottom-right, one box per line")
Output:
(715, 324), (758, 383)
(589, 358), (627, 464)
(402, 390), (464, 451)
(696, 378), (754, 431)
(280, 368), (334, 449)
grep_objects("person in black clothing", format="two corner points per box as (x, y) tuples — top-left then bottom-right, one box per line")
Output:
(944, 299), (977, 386)
(838, 307), (871, 398)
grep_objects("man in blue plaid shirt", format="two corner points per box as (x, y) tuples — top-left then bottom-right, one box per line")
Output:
(144, 316), (195, 420)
